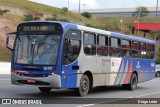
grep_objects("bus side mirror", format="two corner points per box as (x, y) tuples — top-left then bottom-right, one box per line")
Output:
(6, 32), (16, 51)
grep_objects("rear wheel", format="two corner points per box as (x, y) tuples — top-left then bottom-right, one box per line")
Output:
(39, 87), (51, 93)
(156, 71), (160, 77)
(75, 75), (90, 96)
(122, 73), (138, 91)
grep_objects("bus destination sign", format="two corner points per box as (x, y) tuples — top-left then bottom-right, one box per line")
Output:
(18, 25), (55, 32)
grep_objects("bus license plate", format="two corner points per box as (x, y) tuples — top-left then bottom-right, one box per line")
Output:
(27, 79), (36, 83)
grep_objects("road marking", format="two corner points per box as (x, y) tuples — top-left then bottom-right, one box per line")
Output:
(76, 91), (160, 107)
(0, 79), (10, 81)
(128, 91), (160, 98)
(76, 98), (125, 107)
(76, 104), (95, 107)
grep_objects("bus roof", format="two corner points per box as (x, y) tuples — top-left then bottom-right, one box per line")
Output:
(21, 21), (155, 44)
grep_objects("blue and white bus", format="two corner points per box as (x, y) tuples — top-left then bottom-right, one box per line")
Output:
(6, 21), (156, 96)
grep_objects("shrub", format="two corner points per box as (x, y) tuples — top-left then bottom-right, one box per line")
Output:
(24, 14), (40, 21)
(81, 12), (92, 19)
(0, 9), (9, 16)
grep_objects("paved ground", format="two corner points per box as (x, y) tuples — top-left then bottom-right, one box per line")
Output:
(0, 62), (10, 74)
(0, 74), (160, 107)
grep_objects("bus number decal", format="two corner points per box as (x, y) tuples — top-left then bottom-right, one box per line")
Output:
(44, 67), (53, 70)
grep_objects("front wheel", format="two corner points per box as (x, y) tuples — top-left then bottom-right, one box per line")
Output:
(75, 75), (90, 96)
(122, 73), (138, 91)
(39, 87), (52, 93)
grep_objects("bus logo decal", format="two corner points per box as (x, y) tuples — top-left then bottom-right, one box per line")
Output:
(136, 60), (141, 68)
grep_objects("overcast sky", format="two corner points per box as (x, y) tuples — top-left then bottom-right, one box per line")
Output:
(30, 0), (158, 10)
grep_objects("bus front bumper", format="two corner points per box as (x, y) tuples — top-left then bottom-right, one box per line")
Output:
(11, 72), (61, 88)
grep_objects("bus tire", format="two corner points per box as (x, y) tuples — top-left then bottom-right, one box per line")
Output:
(39, 87), (51, 93)
(75, 75), (90, 96)
(156, 71), (160, 77)
(122, 73), (138, 91)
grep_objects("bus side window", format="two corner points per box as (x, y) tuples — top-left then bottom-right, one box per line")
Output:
(109, 37), (121, 57)
(146, 44), (155, 59)
(97, 35), (108, 56)
(132, 41), (141, 58)
(62, 30), (81, 65)
(83, 32), (96, 55)
(122, 39), (131, 57)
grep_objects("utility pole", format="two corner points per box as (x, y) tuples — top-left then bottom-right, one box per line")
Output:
(138, 9), (140, 36)
(68, 1), (70, 10)
(79, 0), (81, 13)
(156, 0), (159, 18)
(82, 4), (86, 12)
(120, 5), (124, 33)
(67, 1), (69, 20)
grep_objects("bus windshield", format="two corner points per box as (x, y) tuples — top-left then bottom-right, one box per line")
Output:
(14, 34), (61, 65)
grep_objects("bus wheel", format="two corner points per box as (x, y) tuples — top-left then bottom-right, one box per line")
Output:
(39, 87), (51, 93)
(75, 75), (90, 96)
(156, 71), (160, 77)
(122, 73), (137, 91)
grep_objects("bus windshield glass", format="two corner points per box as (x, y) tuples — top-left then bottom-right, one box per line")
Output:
(14, 25), (62, 65)
(14, 34), (61, 65)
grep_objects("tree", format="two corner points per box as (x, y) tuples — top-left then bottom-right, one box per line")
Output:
(81, 12), (92, 19)
(132, 6), (149, 18)
(24, 14), (40, 21)
(0, 9), (9, 16)
(62, 7), (68, 13)
(149, 30), (159, 40)
(125, 22), (134, 34)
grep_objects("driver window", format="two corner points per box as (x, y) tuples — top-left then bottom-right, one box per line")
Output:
(62, 30), (81, 65)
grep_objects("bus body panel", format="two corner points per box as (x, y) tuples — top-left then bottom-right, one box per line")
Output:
(62, 60), (79, 88)
(11, 72), (61, 88)
(114, 58), (155, 85)
(97, 56), (111, 86)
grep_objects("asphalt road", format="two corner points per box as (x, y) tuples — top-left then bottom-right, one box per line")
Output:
(0, 74), (160, 107)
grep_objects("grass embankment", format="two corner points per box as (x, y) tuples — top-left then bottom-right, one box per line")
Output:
(0, 14), (22, 62)
(0, 39), (11, 62)
(0, 0), (98, 24)
(0, 14), (23, 23)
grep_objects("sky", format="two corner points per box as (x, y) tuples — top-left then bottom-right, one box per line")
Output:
(29, 0), (158, 10)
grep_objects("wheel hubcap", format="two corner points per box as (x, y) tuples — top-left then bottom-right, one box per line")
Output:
(132, 78), (137, 89)
(157, 72), (160, 77)
(81, 79), (88, 92)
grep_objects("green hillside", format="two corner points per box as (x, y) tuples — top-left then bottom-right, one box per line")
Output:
(0, 0), (98, 24)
